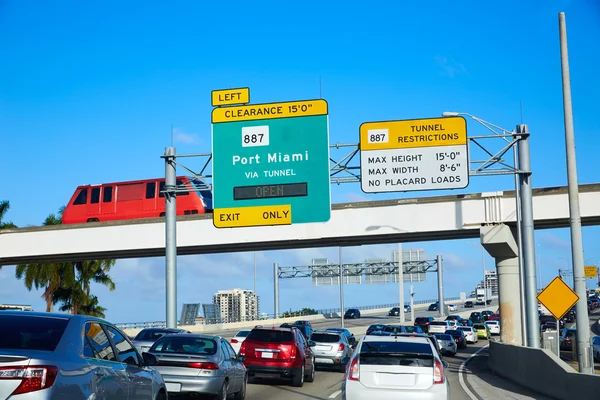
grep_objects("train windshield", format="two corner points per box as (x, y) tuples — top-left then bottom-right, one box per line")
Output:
(192, 178), (213, 210)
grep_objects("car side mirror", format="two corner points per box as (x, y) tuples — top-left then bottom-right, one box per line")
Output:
(237, 355), (246, 362)
(308, 340), (316, 347)
(442, 360), (449, 368)
(142, 352), (158, 366)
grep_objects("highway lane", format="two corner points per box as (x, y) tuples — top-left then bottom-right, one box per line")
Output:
(241, 335), (500, 400)
(238, 301), (501, 400)
(214, 301), (499, 341)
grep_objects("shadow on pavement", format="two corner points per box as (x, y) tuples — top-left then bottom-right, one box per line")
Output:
(464, 348), (554, 399)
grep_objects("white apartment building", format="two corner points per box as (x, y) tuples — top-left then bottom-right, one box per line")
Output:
(475, 270), (499, 297)
(213, 288), (259, 323)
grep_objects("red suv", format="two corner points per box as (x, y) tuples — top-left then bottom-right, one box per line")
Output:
(240, 326), (316, 387)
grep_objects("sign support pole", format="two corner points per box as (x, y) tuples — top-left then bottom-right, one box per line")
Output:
(559, 12), (593, 373)
(409, 285), (415, 322)
(164, 146), (178, 328)
(517, 124), (540, 349)
(437, 255), (445, 318)
(339, 247), (345, 328)
(274, 263), (279, 319)
(398, 243), (405, 324)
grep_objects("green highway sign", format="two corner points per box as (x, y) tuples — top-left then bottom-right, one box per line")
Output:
(211, 94), (331, 228)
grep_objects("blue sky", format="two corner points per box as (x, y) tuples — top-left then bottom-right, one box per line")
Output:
(1, 0), (600, 323)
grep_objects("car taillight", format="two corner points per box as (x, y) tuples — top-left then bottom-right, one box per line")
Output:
(338, 343), (345, 352)
(290, 345), (297, 359)
(239, 342), (246, 356)
(0, 365), (58, 395)
(187, 362), (219, 370)
(433, 358), (444, 384)
(231, 339), (239, 343)
(348, 357), (359, 381)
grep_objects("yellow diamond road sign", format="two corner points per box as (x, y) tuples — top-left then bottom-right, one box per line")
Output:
(584, 266), (597, 278)
(537, 276), (579, 320)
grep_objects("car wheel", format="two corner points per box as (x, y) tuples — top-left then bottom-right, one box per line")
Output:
(292, 365), (305, 387)
(216, 381), (227, 400)
(305, 359), (315, 382)
(233, 374), (247, 400)
(155, 390), (167, 400)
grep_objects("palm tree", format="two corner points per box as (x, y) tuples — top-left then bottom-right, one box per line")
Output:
(14, 206), (116, 315)
(14, 210), (66, 312)
(53, 259), (116, 315)
(0, 200), (16, 229)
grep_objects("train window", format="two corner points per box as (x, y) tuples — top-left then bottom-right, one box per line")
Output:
(103, 186), (113, 203)
(73, 189), (88, 205)
(146, 182), (156, 199)
(91, 187), (100, 204)
(159, 181), (165, 198)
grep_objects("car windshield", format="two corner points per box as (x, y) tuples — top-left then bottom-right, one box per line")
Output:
(435, 334), (453, 341)
(135, 329), (180, 341)
(430, 321), (447, 326)
(473, 324), (486, 330)
(235, 330), (251, 338)
(311, 333), (340, 343)
(403, 326), (422, 333)
(0, 314), (69, 351)
(457, 327), (472, 331)
(151, 336), (217, 355)
(246, 329), (294, 343)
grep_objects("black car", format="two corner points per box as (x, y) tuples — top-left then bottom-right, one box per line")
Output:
(464, 301), (474, 308)
(326, 327), (356, 345)
(366, 324), (385, 335)
(344, 308), (361, 319)
(445, 329), (467, 349)
(539, 314), (565, 329)
(428, 303), (438, 311)
(481, 310), (494, 321)
(469, 312), (483, 323)
(414, 316), (435, 333)
(381, 325), (407, 334)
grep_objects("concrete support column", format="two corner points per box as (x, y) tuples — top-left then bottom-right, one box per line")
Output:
(481, 224), (523, 346)
(496, 256), (523, 345)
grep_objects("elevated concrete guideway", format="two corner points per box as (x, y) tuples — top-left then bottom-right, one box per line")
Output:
(1, 183), (600, 265)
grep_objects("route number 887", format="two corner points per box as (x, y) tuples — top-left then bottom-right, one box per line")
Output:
(367, 129), (389, 144)
(241, 126), (270, 147)
(243, 133), (263, 144)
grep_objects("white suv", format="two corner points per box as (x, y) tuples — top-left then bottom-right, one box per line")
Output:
(342, 334), (450, 400)
(427, 321), (451, 334)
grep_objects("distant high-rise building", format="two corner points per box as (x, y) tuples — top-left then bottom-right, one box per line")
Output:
(475, 270), (498, 297)
(484, 269), (498, 296)
(213, 289), (259, 323)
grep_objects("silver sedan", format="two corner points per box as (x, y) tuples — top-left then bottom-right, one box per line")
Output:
(0, 311), (166, 400)
(131, 327), (190, 354)
(148, 333), (247, 399)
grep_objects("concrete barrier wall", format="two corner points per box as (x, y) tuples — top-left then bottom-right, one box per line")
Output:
(488, 341), (600, 399)
(122, 296), (486, 337)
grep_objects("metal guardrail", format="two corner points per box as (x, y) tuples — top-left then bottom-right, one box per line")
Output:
(114, 296), (465, 330)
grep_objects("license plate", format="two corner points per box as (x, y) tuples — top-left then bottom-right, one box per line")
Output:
(315, 358), (334, 364)
(261, 352), (274, 358)
(165, 383), (181, 392)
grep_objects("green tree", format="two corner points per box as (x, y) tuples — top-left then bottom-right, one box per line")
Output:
(14, 206), (116, 317)
(15, 211), (65, 312)
(53, 259), (116, 317)
(0, 200), (16, 229)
